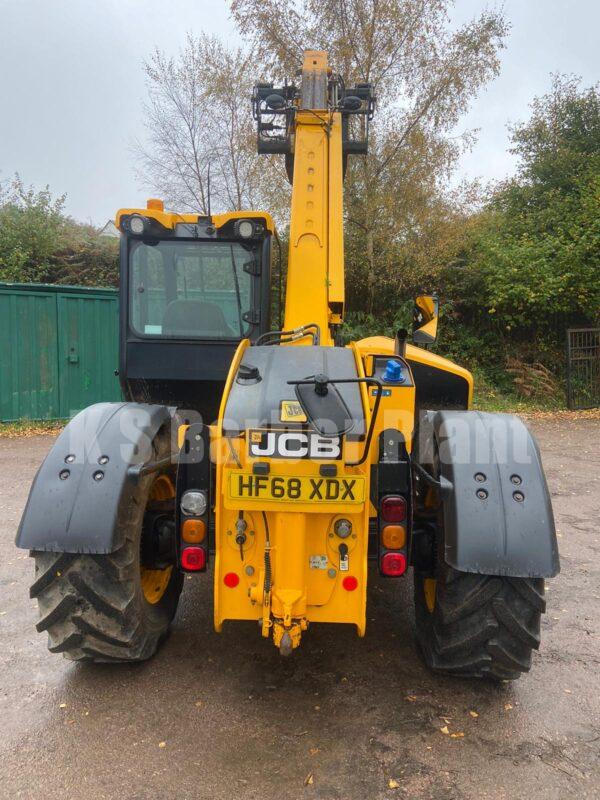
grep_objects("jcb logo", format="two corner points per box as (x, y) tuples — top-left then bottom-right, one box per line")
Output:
(248, 430), (341, 460)
(280, 400), (307, 423)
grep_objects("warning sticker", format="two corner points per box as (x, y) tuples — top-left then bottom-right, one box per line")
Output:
(309, 555), (328, 570)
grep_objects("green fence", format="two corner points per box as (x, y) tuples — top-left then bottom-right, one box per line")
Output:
(0, 283), (121, 422)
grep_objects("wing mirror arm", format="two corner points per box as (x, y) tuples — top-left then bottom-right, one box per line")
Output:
(412, 294), (439, 347)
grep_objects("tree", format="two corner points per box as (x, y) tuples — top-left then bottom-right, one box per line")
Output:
(136, 4), (507, 311)
(231, 0), (509, 312)
(508, 74), (600, 200)
(46, 224), (120, 288)
(0, 175), (119, 287)
(454, 76), (600, 336)
(135, 33), (286, 214)
(0, 176), (68, 282)
(432, 75), (600, 387)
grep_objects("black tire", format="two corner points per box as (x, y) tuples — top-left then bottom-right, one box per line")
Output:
(29, 429), (183, 662)
(413, 439), (546, 681)
(414, 563), (546, 680)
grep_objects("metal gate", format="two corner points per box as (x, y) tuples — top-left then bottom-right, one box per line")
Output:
(0, 282), (121, 422)
(566, 328), (600, 410)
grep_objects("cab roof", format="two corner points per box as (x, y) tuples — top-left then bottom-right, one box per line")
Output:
(115, 199), (276, 235)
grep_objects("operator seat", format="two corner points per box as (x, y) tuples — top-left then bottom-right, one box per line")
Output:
(162, 300), (236, 337)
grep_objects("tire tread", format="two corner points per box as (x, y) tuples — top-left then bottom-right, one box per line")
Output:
(415, 570), (545, 681)
(29, 426), (181, 663)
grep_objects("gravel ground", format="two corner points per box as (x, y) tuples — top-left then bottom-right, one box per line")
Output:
(0, 419), (599, 800)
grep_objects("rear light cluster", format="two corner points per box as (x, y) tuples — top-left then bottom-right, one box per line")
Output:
(180, 490), (208, 572)
(379, 495), (408, 577)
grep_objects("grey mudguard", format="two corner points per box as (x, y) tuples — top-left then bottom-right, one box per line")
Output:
(16, 402), (173, 554)
(431, 410), (559, 578)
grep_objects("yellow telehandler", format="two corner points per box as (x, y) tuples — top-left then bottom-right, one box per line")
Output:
(17, 51), (558, 678)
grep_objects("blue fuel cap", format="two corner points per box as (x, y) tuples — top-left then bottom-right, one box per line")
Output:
(383, 359), (405, 384)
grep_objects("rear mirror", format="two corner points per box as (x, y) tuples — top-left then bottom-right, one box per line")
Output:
(413, 295), (439, 345)
(294, 374), (355, 437)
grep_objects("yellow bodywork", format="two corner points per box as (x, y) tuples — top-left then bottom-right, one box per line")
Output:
(213, 340), (418, 650)
(356, 336), (474, 407)
(116, 203), (275, 235)
(212, 342), (368, 644)
(285, 113), (344, 342)
(284, 52), (345, 344)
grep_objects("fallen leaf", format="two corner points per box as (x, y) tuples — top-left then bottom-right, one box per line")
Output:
(59, 703), (67, 709)
(158, 741), (166, 748)
(341, 676), (348, 683)
(440, 725), (450, 735)
(450, 732), (465, 739)
(564, 688), (572, 694)
(66, 719), (75, 725)
(195, 700), (203, 707)
(405, 695), (417, 702)
(388, 778), (400, 789)
(504, 703), (513, 711)
(309, 748), (320, 756)
(304, 772), (314, 786)
(469, 711), (479, 718)
(314, 705), (320, 711)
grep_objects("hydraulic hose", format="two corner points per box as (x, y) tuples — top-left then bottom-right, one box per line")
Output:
(261, 511), (272, 595)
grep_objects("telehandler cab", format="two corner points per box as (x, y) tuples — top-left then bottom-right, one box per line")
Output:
(17, 51), (559, 679)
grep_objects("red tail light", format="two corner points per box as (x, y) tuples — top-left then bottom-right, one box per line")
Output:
(381, 552), (407, 577)
(181, 546), (206, 571)
(381, 495), (407, 523)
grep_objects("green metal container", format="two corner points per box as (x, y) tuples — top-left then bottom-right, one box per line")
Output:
(0, 282), (121, 422)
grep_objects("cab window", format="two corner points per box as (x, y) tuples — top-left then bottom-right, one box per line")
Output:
(129, 240), (256, 338)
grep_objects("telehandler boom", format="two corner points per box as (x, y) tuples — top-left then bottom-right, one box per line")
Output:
(17, 51), (559, 678)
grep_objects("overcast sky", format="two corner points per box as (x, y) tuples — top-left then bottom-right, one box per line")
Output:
(0, 0), (598, 224)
